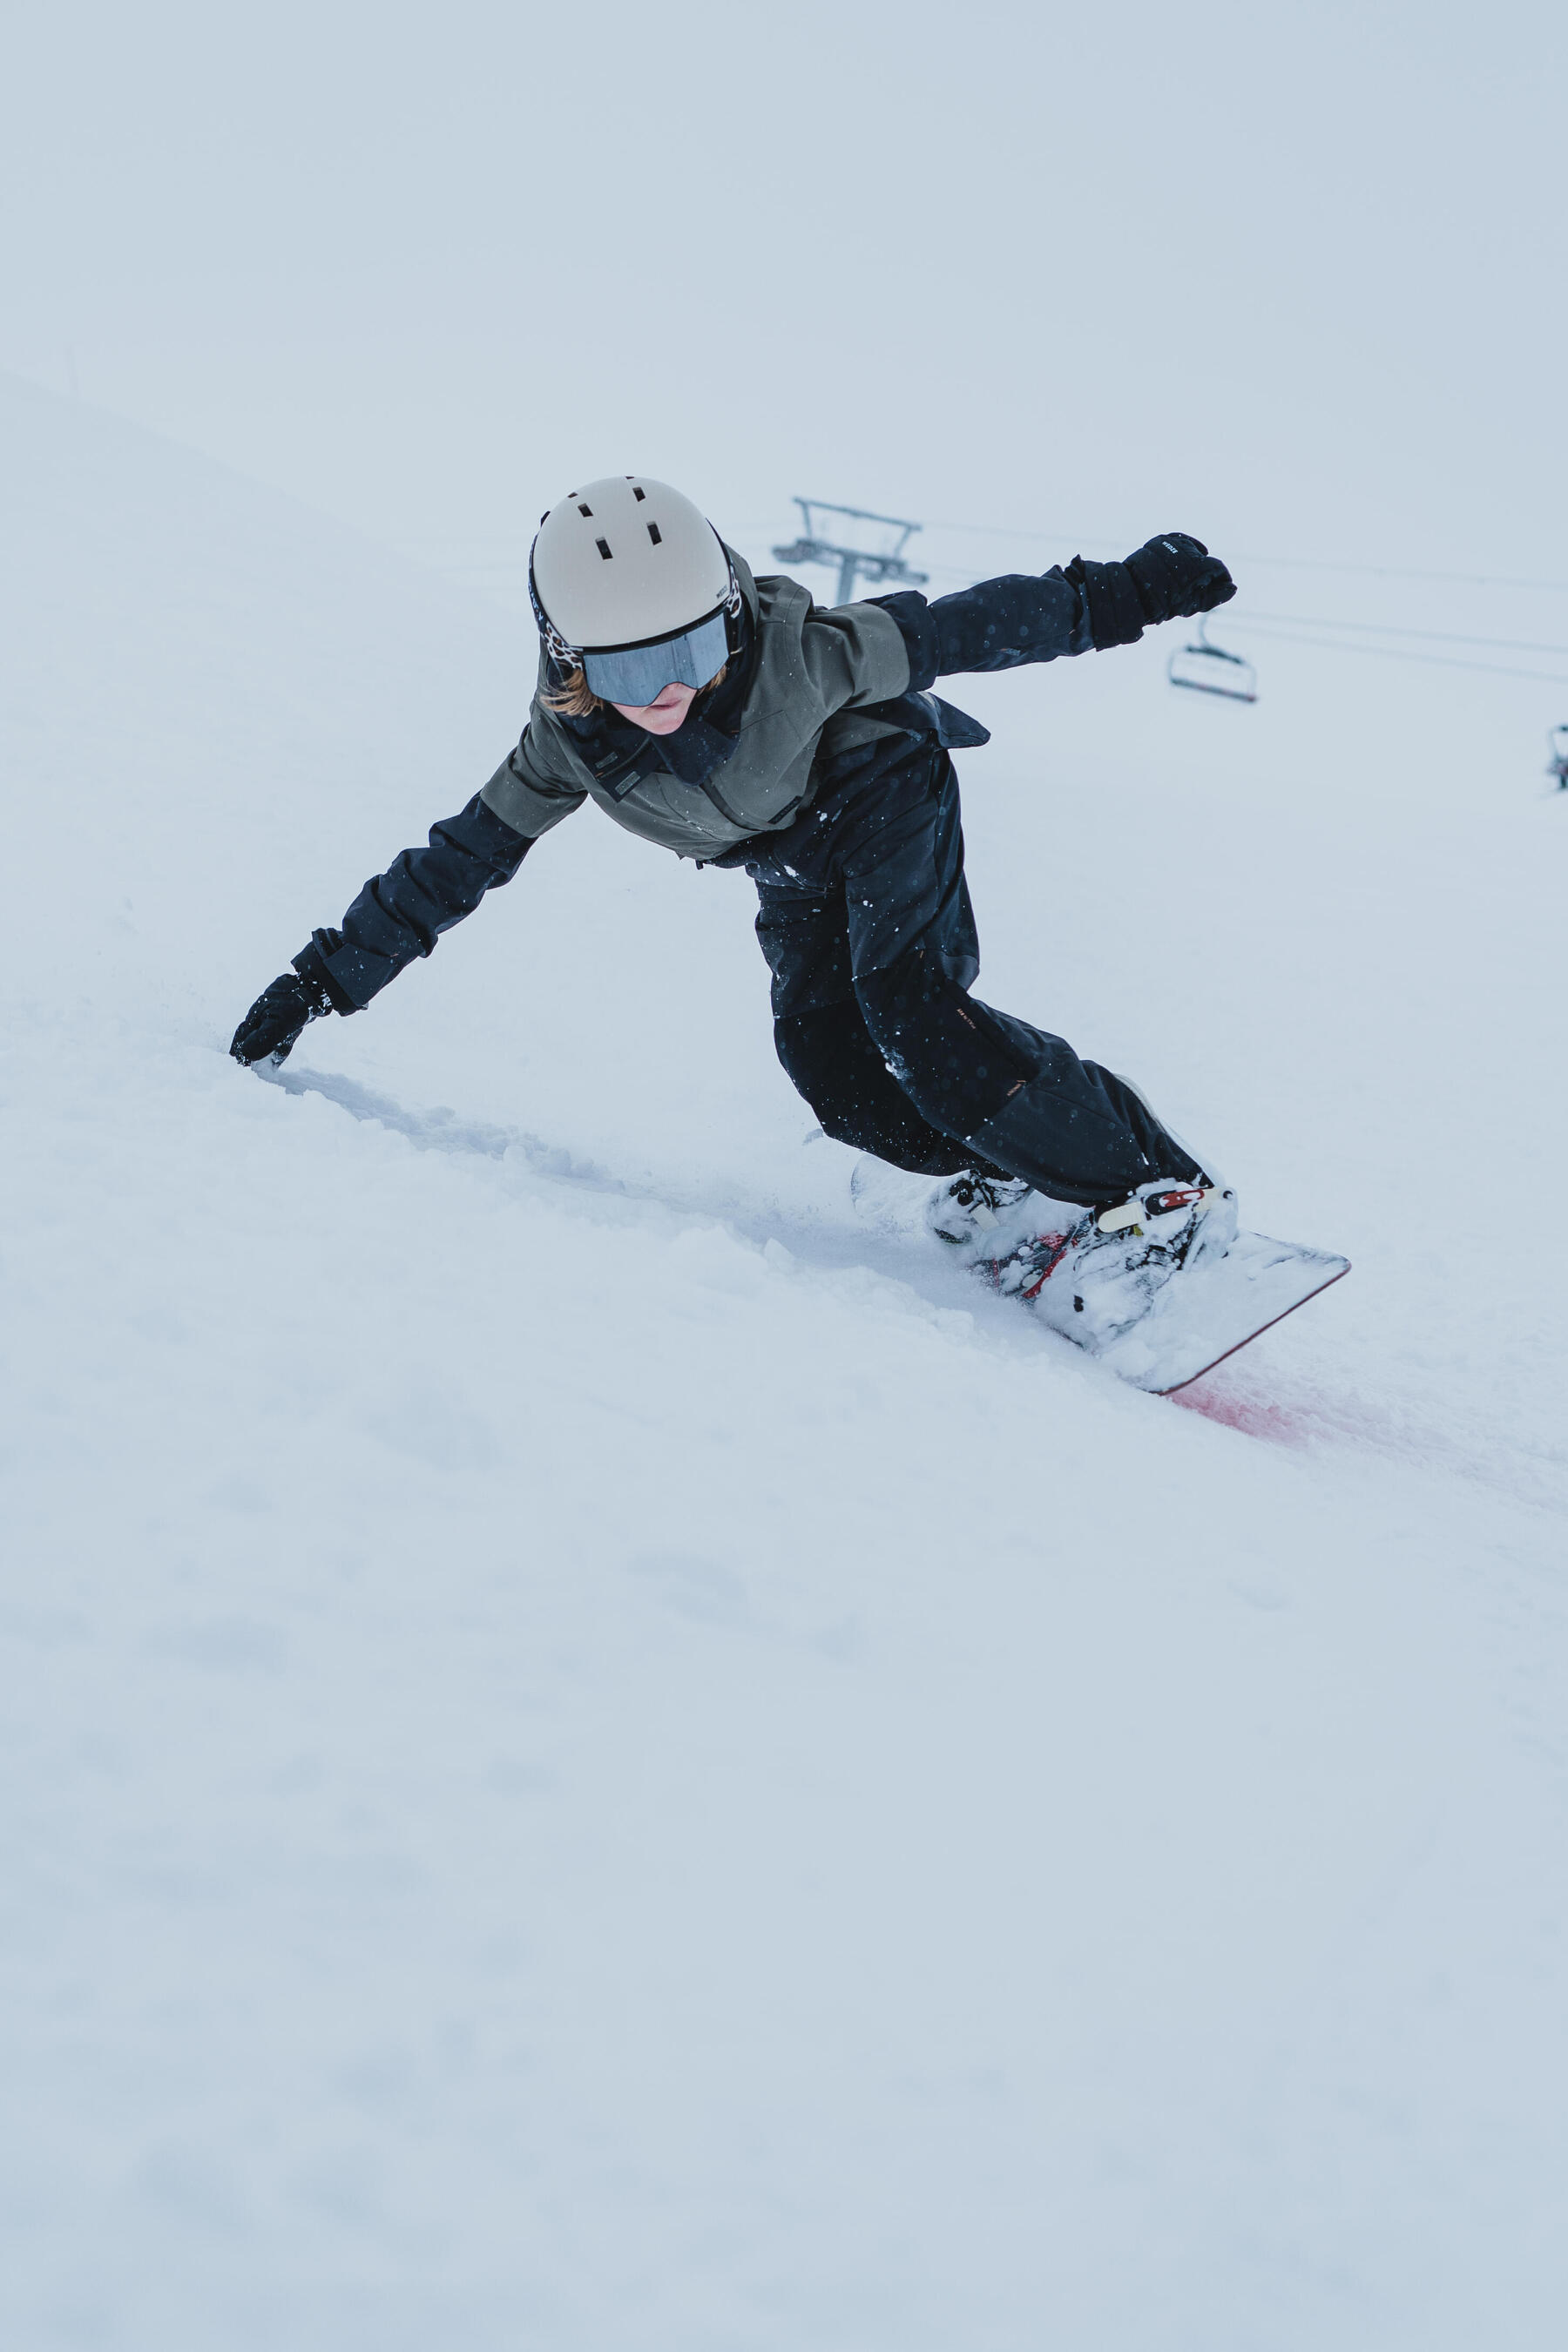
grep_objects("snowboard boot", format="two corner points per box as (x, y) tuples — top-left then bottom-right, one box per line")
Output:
(981, 1179), (1239, 1346)
(924, 1170), (1036, 1253)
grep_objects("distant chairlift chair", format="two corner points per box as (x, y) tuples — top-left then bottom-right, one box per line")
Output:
(1547, 723), (1568, 791)
(1167, 613), (1258, 705)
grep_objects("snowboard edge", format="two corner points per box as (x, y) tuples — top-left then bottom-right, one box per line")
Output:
(1144, 1259), (1351, 1395)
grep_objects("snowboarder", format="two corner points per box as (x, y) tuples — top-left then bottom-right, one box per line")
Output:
(231, 476), (1245, 1348)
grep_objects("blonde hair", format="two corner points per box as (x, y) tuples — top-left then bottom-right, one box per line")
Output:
(539, 666), (601, 719)
(540, 659), (729, 722)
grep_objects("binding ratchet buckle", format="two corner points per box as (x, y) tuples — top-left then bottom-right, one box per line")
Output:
(1096, 1186), (1216, 1237)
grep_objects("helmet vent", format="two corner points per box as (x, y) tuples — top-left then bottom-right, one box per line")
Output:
(531, 474), (727, 650)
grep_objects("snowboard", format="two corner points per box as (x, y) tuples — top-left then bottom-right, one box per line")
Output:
(850, 1159), (1348, 1396)
(1078, 1227), (1349, 1393)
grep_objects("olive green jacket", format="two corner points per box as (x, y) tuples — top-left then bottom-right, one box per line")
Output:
(479, 551), (913, 862)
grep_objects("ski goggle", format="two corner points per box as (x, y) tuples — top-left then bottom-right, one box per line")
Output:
(578, 609), (730, 706)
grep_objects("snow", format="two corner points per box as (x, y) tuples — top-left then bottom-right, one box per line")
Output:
(4, 370), (1568, 2349)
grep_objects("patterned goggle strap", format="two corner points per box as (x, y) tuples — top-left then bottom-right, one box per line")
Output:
(528, 563), (582, 677)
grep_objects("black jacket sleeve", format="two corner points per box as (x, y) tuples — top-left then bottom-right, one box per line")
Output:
(872, 533), (1235, 690)
(295, 789), (533, 1012)
(871, 571), (1093, 691)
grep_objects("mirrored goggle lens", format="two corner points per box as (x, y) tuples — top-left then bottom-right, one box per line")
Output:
(580, 610), (729, 706)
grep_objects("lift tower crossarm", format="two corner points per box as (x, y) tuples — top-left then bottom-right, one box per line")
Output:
(771, 497), (929, 608)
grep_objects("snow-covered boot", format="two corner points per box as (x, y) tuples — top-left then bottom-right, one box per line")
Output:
(981, 1179), (1239, 1346)
(923, 1170), (1036, 1252)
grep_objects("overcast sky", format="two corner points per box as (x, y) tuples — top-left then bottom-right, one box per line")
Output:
(3, 0), (1564, 594)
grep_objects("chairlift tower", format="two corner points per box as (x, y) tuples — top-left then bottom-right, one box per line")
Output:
(772, 497), (929, 606)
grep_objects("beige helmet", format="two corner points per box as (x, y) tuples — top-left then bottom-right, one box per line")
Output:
(530, 474), (740, 704)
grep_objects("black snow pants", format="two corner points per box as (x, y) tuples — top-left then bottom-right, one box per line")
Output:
(743, 746), (1204, 1209)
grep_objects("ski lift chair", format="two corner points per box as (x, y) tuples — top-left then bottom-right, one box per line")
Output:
(1167, 614), (1258, 704)
(1548, 723), (1568, 790)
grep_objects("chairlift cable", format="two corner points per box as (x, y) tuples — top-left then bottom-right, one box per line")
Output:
(1221, 620), (1568, 687)
(1233, 612), (1568, 658)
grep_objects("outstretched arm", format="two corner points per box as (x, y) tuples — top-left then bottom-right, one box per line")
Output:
(873, 532), (1237, 687)
(230, 790), (533, 1066)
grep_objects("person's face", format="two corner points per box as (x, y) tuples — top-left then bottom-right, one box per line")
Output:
(611, 681), (697, 735)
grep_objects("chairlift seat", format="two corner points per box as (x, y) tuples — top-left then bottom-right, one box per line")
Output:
(1167, 614), (1257, 705)
(1548, 723), (1568, 789)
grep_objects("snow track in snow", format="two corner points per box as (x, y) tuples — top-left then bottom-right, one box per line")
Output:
(270, 1053), (1568, 1511)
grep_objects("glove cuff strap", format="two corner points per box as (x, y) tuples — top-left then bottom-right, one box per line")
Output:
(292, 936), (355, 1017)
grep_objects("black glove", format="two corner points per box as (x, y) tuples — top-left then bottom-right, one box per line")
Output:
(1065, 555), (1146, 650)
(229, 946), (343, 1067)
(1122, 532), (1236, 627)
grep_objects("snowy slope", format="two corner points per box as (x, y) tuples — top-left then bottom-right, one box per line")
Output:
(3, 375), (1568, 2351)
